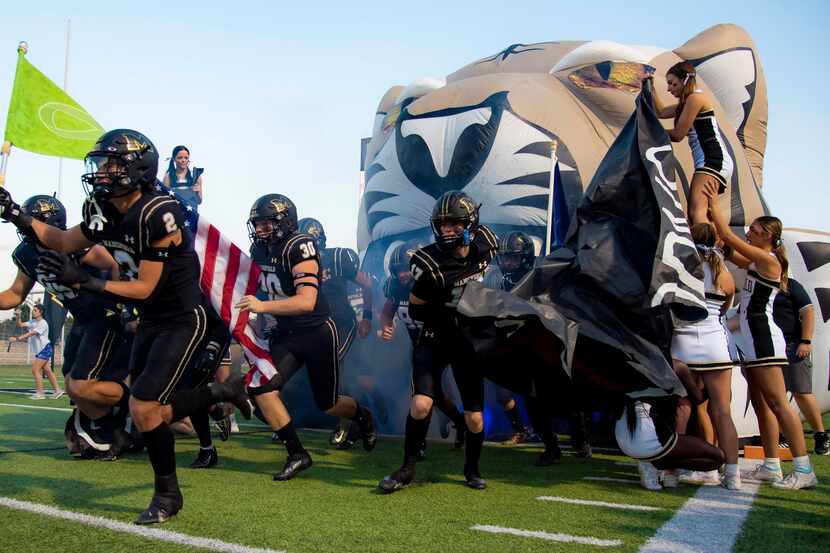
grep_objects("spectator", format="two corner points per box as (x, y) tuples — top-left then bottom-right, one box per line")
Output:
(772, 277), (827, 455)
(10, 304), (63, 400)
(162, 145), (203, 207)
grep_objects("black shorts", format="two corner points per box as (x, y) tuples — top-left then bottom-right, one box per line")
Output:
(267, 319), (340, 411)
(412, 328), (484, 412)
(130, 305), (209, 403)
(334, 316), (357, 362)
(62, 316), (123, 381)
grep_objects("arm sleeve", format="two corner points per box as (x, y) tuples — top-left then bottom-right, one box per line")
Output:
(287, 236), (321, 271)
(409, 254), (438, 300)
(789, 280), (812, 311)
(141, 200), (185, 261)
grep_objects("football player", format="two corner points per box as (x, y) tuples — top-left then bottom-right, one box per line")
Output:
(236, 194), (378, 481)
(297, 218), (377, 447)
(0, 195), (134, 456)
(378, 191), (497, 493)
(0, 129), (251, 525)
(380, 238), (468, 452)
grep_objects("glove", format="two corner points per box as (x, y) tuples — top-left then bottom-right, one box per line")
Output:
(196, 341), (223, 375)
(37, 251), (91, 286)
(0, 188), (33, 233)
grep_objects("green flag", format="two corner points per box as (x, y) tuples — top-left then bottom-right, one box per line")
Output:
(3, 51), (103, 159)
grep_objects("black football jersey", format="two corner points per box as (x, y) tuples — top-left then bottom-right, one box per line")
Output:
(410, 225), (498, 329)
(252, 232), (330, 331)
(320, 247), (359, 326)
(383, 275), (421, 342)
(11, 239), (116, 324)
(80, 192), (201, 320)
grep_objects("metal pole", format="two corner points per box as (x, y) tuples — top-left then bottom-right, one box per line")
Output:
(545, 139), (559, 256)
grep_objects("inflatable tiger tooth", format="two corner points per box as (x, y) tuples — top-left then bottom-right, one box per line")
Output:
(358, 24), (829, 423)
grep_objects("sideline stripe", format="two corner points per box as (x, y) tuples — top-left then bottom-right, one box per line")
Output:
(471, 524), (622, 547)
(0, 496), (286, 553)
(639, 480), (761, 553)
(0, 402), (72, 412)
(538, 496), (661, 512)
(583, 477), (639, 484)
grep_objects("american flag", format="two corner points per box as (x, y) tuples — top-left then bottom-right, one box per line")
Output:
(173, 190), (277, 388)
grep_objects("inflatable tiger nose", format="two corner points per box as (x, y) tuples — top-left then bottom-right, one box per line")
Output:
(357, 23), (830, 426)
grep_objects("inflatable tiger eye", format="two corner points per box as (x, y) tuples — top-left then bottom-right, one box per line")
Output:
(357, 23), (830, 425)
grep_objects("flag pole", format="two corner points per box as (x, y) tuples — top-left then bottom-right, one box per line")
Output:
(0, 42), (28, 189)
(545, 139), (559, 256)
(57, 19), (71, 200)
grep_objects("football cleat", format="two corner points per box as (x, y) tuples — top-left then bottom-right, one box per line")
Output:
(329, 420), (350, 447)
(536, 445), (562, 466)
(214, 417), (232, 442)
(274, 451), (313, 481)
(189, 446), (218, 469)
(210, 373), (252, 420)
(464, 471), (487, 490)
(134, 474), (183, 525)
(378, 466), (414, 494)
(357, 407), (378, 452)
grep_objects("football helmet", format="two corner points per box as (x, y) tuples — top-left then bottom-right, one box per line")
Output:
(497, 231), (535, 277)
(388, 238), (425, 276)
(298, 217), (327, 250)
(81, 129), (159, 200)
(248, 194), (298, 247)
(430, 191), (479, 251)
(21, 195), (66, 229)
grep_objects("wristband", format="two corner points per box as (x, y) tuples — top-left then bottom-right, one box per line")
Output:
(362, 309), (373, 321)
(799, 339), (811, 345)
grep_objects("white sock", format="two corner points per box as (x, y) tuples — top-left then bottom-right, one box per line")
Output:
(793, 455), (812, 474)
(725, 463), (739, 476)
(763, 457), (781, 471)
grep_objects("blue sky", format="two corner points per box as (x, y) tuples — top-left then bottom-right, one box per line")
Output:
(0, 1), (828, 301)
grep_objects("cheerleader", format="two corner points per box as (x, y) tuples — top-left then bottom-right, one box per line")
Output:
(671, 223), (740, 489)
(647, 62), (733, 225)
(710, 198), (818, 489)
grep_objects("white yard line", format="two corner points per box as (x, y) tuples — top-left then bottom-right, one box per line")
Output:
(0, 496), (286, 553)
(639, 479), (761, 553)
(538, 496), (662, 512)
(471, 524), (622, 547)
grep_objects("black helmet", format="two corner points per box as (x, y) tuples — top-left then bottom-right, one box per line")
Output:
(497, 231), (535, 276)
(21, 195), (66, 230)
(81, 129), (159, 200)
(247, 194), (298, 247)
(388, 238), (425, 276)
(298, 217), (327, 250)
(430, 191), (480, 251)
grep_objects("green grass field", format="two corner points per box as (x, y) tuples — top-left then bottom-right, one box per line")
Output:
(0, 365), (828, 553)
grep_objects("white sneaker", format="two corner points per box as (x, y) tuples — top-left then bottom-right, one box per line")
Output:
(229, 414), (240, 434)
(638, 461), (662, 491)
(771, 471), (818, 490)
(30, 393), (46, 400)
(679, 470), (721, 485)
(51, 390), (65, 399)
(722, 472), (742, 490)
(741, 464), (783, 483)
(661, 470), (679, 488)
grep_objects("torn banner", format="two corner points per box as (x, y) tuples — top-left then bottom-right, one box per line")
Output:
(457, 82), (707, 399)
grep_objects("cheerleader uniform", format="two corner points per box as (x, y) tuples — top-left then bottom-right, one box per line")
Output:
(738, 261), (787, 368)
(614, 401), (678, 461)
(687, 93), (733, 193)
(671, 263), (734, 371)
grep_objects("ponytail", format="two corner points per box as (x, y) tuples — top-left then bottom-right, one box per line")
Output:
(755, 216), (788, 292)
(667, 62), (697, 123)
(690, 223), (726, 287)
